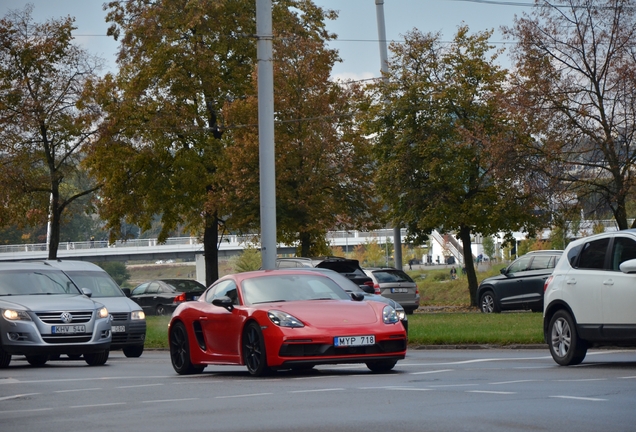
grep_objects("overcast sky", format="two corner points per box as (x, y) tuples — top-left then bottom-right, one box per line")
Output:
(1, 0), (535, 80)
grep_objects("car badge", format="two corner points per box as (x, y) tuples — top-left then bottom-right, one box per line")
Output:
(60, 312), (73, 323)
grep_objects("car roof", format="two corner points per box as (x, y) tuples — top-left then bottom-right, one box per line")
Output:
(42, 260), (104, 271)
(0, 261), (64, 271)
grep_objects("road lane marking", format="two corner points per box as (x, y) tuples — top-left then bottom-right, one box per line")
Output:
(70, 402), (127, 408)
(116, 383), (164, 389)
(429, 384), (478, 388)
(0, 408), (52, 414)
(55, 388), (102, 393)
(550, 396), (607, 402)
(215, 393), (273, 399)
(142, 398), (200, 403)
(0, 393), (40, 401)
(466, 390), (516, 395)
(411, 369), (453, 375)
(490, 380), (541, 385)
(289, 388), (344, 394)
(556, 378), (607, 382)
(386, 387), (434, 391)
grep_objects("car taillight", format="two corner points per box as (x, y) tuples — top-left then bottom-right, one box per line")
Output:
(370, 282), (381, 295)
(544, 275), (553, 292)
(174, 292), (186, 302)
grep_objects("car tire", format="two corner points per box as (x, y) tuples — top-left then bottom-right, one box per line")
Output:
(170, 321), (204, 375)
(26, 355), (49, 366)
(0, 344), (11, 368)
(548, 310), (587, 366)
(67, 354), (82, 360)
(479, 290), (500, 313)
(366, 360), (397, 373)
(242, 322), (271, 377)
(156, 305), (167, 316)
(123, 345), (144, 358)
(84, 350), (109, 366)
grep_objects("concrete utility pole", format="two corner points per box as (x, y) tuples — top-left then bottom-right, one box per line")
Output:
(256, 0), (277, 269)
(375, 0), (403, 270)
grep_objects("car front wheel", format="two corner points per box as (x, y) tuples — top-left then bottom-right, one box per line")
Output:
(479, 290), (500, 313)
(84, 350), (109, 366)
(0, 344), (12, 368)
(548, 310), (587, 366)
(123, 345), (144, 358)
(242, 322), (271, 377)
(26, 355), (49, 366)
(366, 360), (397, 373)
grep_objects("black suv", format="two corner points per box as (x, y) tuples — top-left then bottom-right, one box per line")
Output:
(275, 257), (376, 294)
(477, 250), (562, 313)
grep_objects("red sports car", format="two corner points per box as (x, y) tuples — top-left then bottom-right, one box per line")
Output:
(168, 269), (407, 376)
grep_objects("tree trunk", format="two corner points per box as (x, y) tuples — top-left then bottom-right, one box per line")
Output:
(47, 192), (60, 260)
(203, 211), (219, 287)
(458, 226), (478, 306)
(299, 231), (311, 257)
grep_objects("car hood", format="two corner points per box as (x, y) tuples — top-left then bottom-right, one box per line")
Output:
(0, 294), (101, 312)
(263, 300), (379, 326)
(91, 296), (141, 313)
(479, 274), (507, 285)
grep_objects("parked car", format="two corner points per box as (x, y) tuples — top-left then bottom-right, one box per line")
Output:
(292, 267), (408, 332)
(476, 250), (563, 313)
(363, 267), (420, 314)
(130, 279), (206, 316)
(275, 257), (375, 293)
(544, 231), (636, 366)
(0, 262), (112, 368)
(169, 269), (407, 376)
(45, 260), (146, 358)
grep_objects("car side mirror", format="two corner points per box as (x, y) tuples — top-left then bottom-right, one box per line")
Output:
(350, 292), (365, 301)
(212, 296), (234, 312)
(619, 258), (636, 273)
(121, 288), (131, 297)
(500, 268), (507, 275)
(81, 287), (93, 298)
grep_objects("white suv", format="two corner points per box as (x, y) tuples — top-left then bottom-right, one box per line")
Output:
(543, 230), (636, 365)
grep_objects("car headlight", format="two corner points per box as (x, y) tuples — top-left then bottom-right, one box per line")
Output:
(395, 308), (406, 321)
(131, 310), (145, 320)
(97, 307), (109, 319)
(268, 310), (304, 328)
(2, 309), (32, 321)
(382, 305), (400, 324)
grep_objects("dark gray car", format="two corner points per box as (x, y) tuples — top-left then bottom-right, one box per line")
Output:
(363, 267), (420, 314)
(0, 262), (112, 368)
(477, 250), (562, 313)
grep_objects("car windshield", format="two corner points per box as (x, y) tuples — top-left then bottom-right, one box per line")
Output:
(0, 270), (80, 296)
(372, 270), (413, 283)
(65, 271), (124, 298)
(163, 280), (205, 292)
(241, 274), (351, 304)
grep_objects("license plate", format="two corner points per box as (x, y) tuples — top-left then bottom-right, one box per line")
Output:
(52, 325), (86, 334)
(334, 335), (375, 347)
(193, 296), (199, 300)
(391, 288), (408, 293)
(112, 325), (126, 333)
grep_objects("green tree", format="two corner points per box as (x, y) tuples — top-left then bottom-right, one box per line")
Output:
(97, 261), (131, 286)
(0, 6), (102, 258)
(369, 26), (546, 305)
(231, 246), (262, 273)
(507, 0), (636, 230)
(482, 236), (495, 261)
(364, 238), (384, 267)
(223, 28), (382, 257)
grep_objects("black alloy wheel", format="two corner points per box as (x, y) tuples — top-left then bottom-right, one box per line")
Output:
(548, 310), (587, 366)
(479, 290), (500, 313)
(366, 360), (397, 373)
(170, 321), (204, 375)
(26, 355), (49, 366)
(242, 322), (270, 377)
(123, 345), (144, 358)
(84, 350), (109, 366)
(156, 305), (167, 316)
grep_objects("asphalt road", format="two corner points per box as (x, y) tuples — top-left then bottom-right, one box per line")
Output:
(1, 348), (635, 432)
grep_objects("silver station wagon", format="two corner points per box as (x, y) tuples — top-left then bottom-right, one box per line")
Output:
(0, 262), (112, 368)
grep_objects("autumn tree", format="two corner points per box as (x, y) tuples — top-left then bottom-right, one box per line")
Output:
(506, 0), (636, 229)
(369, 26), (546, 305)
(222, 28), (382, 256)
(0, 6), (102, 258)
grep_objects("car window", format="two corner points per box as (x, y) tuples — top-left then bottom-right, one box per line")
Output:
(567, 244), (583, 266)
(132, 283), (148, 295)
(507, 256), (532, 273)
(146, 282), (160, 294)
(66, 271), (123, 298)
(576, 238), (610, 269)
(206, 279), (239, 305)
(0, 270), (78, 295)
(372, 270), (414, 283)
(164, 280), (205, 292)
(528, 255), (553, 270)
(317, 261), (365, 275)
(610, 237), (636, 271)
(277, 260), (298, 268)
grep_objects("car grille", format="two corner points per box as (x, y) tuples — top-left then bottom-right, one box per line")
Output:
(36, 311), (93, 324)
(111, 312), (129, 321)
(279, 339), (406, 357)
(42, 336), (93, 343)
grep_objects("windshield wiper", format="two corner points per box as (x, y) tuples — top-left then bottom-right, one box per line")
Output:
(253, 299), (288, 304)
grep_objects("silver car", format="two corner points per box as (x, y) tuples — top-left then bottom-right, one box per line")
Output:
(46, 260), (146, 358)
(0, 262), (112, 368)
(363, 267), (420, 314)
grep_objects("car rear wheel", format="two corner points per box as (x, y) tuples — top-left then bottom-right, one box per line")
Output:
(123, 345), (144, 358)
(548, 310), (587, 366)
(0, 344), (11, 368)
(156, 305), (167, 316)
(242, 322), (271, 377)
(26, 355), (49, 366)
(84, 350), (109, 366)
(366, 360), (397, 373)
(479, 290), (500, 313)
(170, 321), (204, 375)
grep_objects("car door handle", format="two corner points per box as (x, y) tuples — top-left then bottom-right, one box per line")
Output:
(603, 279), (614, 286)
(199, 317), (208, 321)
(566, 278), (577, 285)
